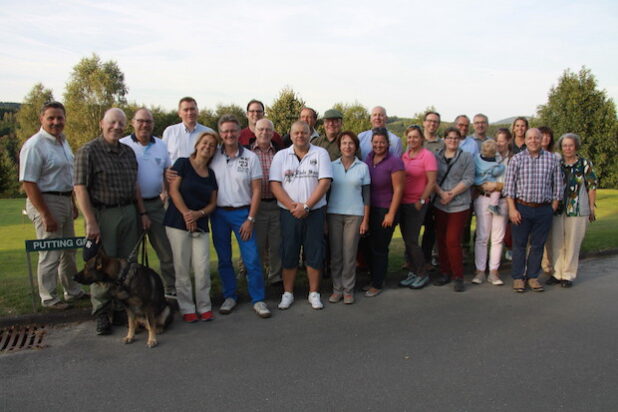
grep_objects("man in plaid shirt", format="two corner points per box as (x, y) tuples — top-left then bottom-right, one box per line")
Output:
(504, 128), (563, 293)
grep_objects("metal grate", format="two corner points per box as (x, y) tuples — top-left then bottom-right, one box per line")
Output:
(0, 325), (47, 354)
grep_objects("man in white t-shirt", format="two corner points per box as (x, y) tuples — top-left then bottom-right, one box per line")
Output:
(270, 121), (333, 310)
(162, 97), (215, 164)
(120, 108), (176, 297)
(210, 114), (271, 319)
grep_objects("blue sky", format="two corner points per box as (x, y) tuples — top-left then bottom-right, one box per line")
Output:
(1, 0), (616, 122)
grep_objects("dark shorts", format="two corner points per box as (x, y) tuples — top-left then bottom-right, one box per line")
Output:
(280, 207), (325, 269)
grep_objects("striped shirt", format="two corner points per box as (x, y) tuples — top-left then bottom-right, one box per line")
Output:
(74, 137), (138, 207)
(504, 149), (563, 203)
(251, 142), (277, 199)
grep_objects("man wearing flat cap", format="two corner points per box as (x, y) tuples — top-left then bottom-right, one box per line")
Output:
(313, 109), (344, 161)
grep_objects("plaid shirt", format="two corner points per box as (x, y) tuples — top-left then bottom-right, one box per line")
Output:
(74, 136), (138, 206)
(504, 149), (563, 203)
(251, 142), (276, 199)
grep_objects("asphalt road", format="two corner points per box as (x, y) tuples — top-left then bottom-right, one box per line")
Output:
(2, 255), (617, 411)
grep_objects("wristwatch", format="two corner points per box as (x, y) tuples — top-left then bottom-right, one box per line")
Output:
(247, 216), (255, 223)
(303, 204), (310, 213)
(419, 199), (426, 205)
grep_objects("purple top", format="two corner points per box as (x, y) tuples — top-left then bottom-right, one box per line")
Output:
(364, 151), (404, 208)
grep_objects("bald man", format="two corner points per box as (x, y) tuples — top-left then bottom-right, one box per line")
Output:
(74, 107), (150, 335)
(357, 106), (403, 160)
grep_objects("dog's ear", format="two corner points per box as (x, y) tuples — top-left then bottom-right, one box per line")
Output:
(100, 254), (122, 280)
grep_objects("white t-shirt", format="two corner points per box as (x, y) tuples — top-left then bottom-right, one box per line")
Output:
(269, 144), (333, 210)
(119, 135), (171, 198)
(162, 122), (215, 164)
(210, 146), (262, 207)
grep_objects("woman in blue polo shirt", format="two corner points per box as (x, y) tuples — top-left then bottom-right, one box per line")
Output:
(164, 132), (218, 323)
(327, 132), (370, 305)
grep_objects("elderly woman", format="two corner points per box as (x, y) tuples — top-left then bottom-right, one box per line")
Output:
(398, 125), (437, 289)
(473, 128), (512, 286)
(363, 127), (405, 297)
(547, 133), (597, 288)
(164, 132), (218, 323)
(433, 127), (475, 292)
(327, 131), (370, 304)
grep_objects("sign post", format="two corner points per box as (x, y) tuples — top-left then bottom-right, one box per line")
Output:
(24, 237), (87, 311)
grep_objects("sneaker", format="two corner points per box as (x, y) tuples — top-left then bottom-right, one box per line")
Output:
(96, 313), (112, 335)
(472, 271), (486, 284)
(399, 272), (417, 287)
(410, 275), (431, 289)
(454, 278), (465, 292)
(328, 293), (343, 303)
(183, 313), (198, 323)
(364, 287), (382, 297)
(278, 292), (294, 310)
(164, 291), (177, 299)
(219, 297), (237, 314)
(47, 301), (70, 310)
(504, 250), (512, 261)
(199, 311), (214, 321)
(487, 272), (504, 286)
(308, 292), (323, 310)
(527, 278), (544, 292)
(343, 294), (355, 304)
(487, 205), (501, 215)
(253, 301), (272, 318)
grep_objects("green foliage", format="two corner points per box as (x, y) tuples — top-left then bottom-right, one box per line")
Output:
(0, 111), (17, 139)
(330, 101), (371, 135)
(537, 67), (618, 188)
(0, 134), (21, 197)
(63, 54), (128, 149)
(267, 87), (306, 135)
(216, 104), (248, 129)
(15, 83), (54, 145)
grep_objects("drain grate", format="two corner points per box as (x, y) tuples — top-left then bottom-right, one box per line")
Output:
(0, 325), (47, 354)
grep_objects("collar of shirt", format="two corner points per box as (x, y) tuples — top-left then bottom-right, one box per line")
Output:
(38, 127), (65, 144)
(334, 156), (363, 168)
(220, 144), (244, 158)
(97, 136), (125, 153)
(251, 141), (275, 153)
(130, 133), (155, 145)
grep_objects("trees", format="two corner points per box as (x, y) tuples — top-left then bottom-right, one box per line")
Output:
(267, 87), (306, 135)
(537, 67), (618, 188)
(332, 102), (371, 135)
(63, 54), (128, 148)
(15, 83), (54, 145)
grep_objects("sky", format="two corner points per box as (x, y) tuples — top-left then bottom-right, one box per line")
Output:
(1, 0), (617, 122)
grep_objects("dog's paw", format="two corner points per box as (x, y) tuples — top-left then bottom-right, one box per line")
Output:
(122, 336), (135, 344)
(146, 339), (158, 348)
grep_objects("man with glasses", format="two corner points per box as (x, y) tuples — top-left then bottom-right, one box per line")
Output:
(357, 106), (404, 159)
(455, 114), (479, 156)
(472, 113), (493, 151)
(120, 108), (176, 298)
(163, 97), (215, 163)
(239, 99), (283, 148)
(422, 111), (444, 154)
(313, 108), (344, 161)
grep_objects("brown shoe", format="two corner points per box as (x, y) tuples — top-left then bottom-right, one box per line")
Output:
(527, 278), (544, 292)
(512, 279), (525, 293)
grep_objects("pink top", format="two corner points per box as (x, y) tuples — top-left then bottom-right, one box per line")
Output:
(402, 148), (437, 204)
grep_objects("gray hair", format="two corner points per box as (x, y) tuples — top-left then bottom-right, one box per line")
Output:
(558, 133), (582, 151)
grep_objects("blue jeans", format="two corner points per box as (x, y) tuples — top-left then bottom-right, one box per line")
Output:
(511, 203), (553, 279)
(211, 207), (265, 303)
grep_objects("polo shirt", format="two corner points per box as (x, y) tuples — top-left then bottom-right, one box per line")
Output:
(401, 148), (437, 204)
(239, 127), (283, 148)
(120, 134), (171, 198)
(459, 136), (480, 156)
(162, 122), (215, 164)
(312, 135), (341, 161)
(210, 145), (262, 207)
(423, 138), (444, 154)
(357, 129), (403, 160)
(269, 144), (333, 210)
(19, 128), (74, 192)
(364, 152), (404, 209)
(327, 158), (370, 216)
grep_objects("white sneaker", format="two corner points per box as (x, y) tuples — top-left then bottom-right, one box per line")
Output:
(253, 301), (272, 318)
(487, 272), (504, 286)
(278, 292), (294, 310)
(308, 292), (323, 310)
(472, 271), (486, 284)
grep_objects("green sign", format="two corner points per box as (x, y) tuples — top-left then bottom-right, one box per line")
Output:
(25, 237), (86, 252)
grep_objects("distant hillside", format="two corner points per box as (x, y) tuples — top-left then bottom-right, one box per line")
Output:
(0, 102), (20, 111)
(492, 116), (530, 125)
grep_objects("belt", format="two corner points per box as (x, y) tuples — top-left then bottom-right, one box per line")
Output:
(143, 196), (160, 201)
(42, 191), (73, 197)
(220, 205), (249, 211)
(516, 199), (550, 208)
(93, 200), (134, 210)
(261, 198), (276, 202)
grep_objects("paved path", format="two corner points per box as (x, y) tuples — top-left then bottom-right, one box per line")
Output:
(2, 255), (617, 411)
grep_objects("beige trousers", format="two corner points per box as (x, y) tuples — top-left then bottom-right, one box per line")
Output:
(551, 214), (588, 281)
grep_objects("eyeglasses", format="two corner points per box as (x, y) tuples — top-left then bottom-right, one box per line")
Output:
(406, 124), (423, 132)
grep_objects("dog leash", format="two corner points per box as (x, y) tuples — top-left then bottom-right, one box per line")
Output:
(114, 231), (147, 287)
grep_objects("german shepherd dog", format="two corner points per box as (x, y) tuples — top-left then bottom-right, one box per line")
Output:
(74, 248), (174, 348)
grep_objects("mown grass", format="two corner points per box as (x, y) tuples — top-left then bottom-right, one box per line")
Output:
(1, 190), (617, 317)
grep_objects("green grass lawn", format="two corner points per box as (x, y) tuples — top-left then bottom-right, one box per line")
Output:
(1, 190), (617, 318)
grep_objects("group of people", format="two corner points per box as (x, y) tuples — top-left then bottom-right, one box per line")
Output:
(19, 98), (598, 336)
